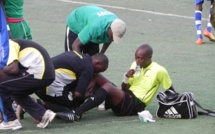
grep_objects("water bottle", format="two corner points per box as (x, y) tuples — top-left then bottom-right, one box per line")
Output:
(135, 65), (141, 77)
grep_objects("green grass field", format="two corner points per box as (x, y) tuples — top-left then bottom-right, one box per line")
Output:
(1, 0), (215, 134)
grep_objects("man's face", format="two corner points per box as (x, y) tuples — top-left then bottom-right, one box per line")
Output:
(94, 63), (108, 74)
(135, 49), (151, 68)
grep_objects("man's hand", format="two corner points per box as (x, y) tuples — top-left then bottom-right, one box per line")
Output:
(121, 69), (134, 90)
(4, 61), (19, 74)
(125, 69), (135, 78)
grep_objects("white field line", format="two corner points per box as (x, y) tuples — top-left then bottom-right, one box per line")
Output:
(58, 0), (208, 21)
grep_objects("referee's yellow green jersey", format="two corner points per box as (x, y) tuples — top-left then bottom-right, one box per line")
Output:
(128, 62), (172, 106)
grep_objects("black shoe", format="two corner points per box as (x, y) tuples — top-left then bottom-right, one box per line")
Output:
(56, 111), (81, 122)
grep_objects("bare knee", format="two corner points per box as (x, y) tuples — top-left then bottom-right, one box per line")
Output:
(101, 83), (124, 106)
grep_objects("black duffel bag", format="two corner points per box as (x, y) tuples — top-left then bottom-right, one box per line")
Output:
(156, 90), (198, 119)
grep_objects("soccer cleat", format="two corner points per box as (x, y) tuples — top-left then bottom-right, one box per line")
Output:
(37, 110), (56, 128)
(56, 111), (81, 122)
(0, 119), (22, 130)
(203, 29), (215, 41)
(196, 38), (203, 45)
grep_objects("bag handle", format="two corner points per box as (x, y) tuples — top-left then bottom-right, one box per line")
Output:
(194, 100), (215, 117)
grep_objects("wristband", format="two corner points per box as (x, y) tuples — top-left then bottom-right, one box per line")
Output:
(122, 73), (129, 84)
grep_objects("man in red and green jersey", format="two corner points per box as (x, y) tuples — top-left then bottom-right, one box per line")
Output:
(4, 0), (32, 40)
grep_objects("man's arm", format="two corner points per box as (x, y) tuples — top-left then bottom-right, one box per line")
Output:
(167, 85), (177, 93)
(73, 71), (93, 99)
(85, 73), (112, 97)
(121, 82), (129, 91)
(100, 43), (111, 53)
(4, 60), (19, 74)
(71, 37), (82, 54)
(121, 69), (135, 91)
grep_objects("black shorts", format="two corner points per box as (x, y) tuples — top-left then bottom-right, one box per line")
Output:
(105, 89), (146, 116)
(64, 26), (99, 56)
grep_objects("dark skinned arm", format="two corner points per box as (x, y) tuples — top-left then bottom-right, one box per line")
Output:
(121, 69), (135, 91)
(71, 37), (82, 54)
(121, 82), (130, 91)
(100, 43), (111, 53)
(167, 85), (177, 93)
(4, 60), (19, 74)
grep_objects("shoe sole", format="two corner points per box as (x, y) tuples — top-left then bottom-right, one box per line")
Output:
(0, 125), (22, 130)
(196, 40), (203, 45)
(0, 120), (22, 131)
(204, 31), (215, 41)
(205, 35), (215, 41)
(0, 127), (22, 131)
(12, 126), (22, 130)
(196, 42), (203, 45)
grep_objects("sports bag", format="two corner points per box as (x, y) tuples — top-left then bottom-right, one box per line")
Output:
(156, 90), (198, 119)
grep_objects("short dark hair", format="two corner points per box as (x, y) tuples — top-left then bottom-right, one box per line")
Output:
(138, 44), (153, 56)
(93, 53), (109, 67)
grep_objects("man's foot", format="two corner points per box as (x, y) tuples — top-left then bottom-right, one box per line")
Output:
(196, 38), (203, 45)
(15, 105), (25, 119)
(37, 110), (56, 128)
(203, 29), (215, 41)
(0, 119), (22, 130)
(56, 111), (81, 122)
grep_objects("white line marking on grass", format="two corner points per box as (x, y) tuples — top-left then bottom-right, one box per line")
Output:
(62, 119), (139, 128)
(58, 0), (207, 20)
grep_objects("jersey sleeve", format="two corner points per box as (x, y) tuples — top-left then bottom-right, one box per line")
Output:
(6, 40), (20, 65)
(75, 70), (93, 96)
(78, 26), (90, 45)
(157, 67), (172, 90)
(78, 24), (100, 45)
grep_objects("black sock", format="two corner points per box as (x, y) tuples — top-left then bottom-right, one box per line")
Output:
(74, 88), (108, 116)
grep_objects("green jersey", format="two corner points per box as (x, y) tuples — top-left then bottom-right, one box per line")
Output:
(67, 5), (118, 45)
(4, 0), (23, 18)
(128, 62), (172, 106)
